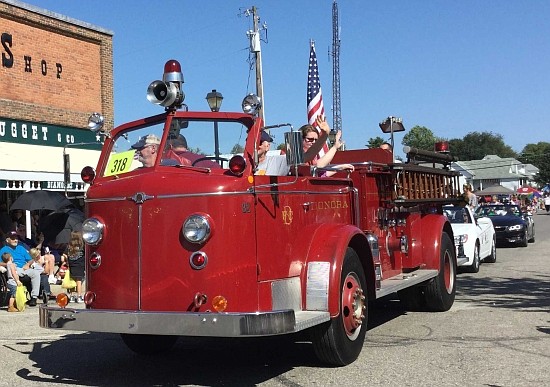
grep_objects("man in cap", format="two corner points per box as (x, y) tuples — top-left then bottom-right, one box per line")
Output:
(0, 231), (41, 306)
(256, 131), (289, 175)
(132, 134), (161, 167)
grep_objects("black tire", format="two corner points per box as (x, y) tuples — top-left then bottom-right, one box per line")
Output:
(519, 232), (528, 247)
(465, 244), (480, 273)
(484, 238), (497, 263)
(120, 334), (178, 355)
(424, 233), (456, 312)
(310, 248), (367, 366)
(528, 227), (535, 243)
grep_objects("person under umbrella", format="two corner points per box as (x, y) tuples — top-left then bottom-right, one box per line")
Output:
(10, 190), (73, 212)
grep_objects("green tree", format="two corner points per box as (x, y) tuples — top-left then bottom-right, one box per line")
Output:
(366, 136), (385, 149)
(448, 131), (517, 161)
(401, 126), (436, 151)
(518, 142), (550, 186)
(276, 143), (286, 151)
(230, 143), (244, 154)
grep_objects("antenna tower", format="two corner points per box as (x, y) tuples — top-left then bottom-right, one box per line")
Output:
(331, 0), (342, 134)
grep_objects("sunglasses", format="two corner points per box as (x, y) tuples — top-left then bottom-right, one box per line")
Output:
(304, 137), (317, 143)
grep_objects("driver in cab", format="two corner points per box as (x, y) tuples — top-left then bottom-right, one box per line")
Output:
(164, 134), (220, 169)
(132, 134), (161, 167)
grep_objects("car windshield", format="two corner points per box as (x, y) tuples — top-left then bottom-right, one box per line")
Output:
(443, 206), (471, 224)
(475, 205), (521, 217)
(102, 118), (249, 177)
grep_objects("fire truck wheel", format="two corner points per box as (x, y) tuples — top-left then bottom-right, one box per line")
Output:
(120, 334), (178, 355)
(484, 238), (497, 263)
(424, 233), (456, 312)
(310, 248), (367, 366)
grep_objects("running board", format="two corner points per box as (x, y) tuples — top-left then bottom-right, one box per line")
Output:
(376, 269), (438, 299)
(457, 257), (469, 266)
(294, 311), (330, 332)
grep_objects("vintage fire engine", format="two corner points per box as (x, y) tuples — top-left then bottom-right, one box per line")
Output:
(39, 60), (462, 366)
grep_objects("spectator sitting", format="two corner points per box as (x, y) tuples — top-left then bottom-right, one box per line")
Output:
(0, 231), (41, 306)
(2, 252), (22, 312)
(16, 224), (57, 284)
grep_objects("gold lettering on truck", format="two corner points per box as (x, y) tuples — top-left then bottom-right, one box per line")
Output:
(314, 200), (349, 210)
(282, 206), (293, 225)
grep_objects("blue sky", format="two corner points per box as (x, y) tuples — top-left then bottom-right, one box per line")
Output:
(22, 0), (550, 156)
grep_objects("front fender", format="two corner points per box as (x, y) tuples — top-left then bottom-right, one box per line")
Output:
(417, 214), (454, 269)
(300, 223), (369, 316)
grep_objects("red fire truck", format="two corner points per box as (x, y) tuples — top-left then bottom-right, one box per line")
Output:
(40, 60), (462, 366)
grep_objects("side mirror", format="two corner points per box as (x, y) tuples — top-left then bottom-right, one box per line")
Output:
(284, 131), (304, 167)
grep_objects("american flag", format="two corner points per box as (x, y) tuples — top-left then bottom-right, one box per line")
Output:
(307, 40), (329, 157)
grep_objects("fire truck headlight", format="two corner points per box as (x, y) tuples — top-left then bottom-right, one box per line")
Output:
(82, 217), (104, 245)
(183, 214), (212, 244)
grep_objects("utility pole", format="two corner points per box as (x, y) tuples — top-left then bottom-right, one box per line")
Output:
(245, 6), (267, 124)
(331, 0), (342, 139)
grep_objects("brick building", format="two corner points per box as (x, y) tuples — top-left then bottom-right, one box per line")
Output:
(0, 0), (113, 212)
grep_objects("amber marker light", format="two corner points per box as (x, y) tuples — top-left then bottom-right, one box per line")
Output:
(212, 295), (228, 312)
(57, 293), (69, 308)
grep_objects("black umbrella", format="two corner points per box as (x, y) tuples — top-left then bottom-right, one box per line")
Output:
(11, 190), (73, 211)
(39, 208), (84, 245)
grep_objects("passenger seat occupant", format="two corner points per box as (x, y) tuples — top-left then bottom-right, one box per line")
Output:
(255, 115), (332, 176)
(131, 134), (161, 167)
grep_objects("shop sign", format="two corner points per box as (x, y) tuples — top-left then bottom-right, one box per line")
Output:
(41, 181), (86, 191)
(0, 117), (102, 150)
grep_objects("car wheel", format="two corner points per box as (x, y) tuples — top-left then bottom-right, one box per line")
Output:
(466, 244), (480, 273)
(528, 226), (535, 243)
(484, 238), (497, 263)
(519, 231), (528, 247)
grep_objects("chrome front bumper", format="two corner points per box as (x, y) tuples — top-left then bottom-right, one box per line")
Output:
(39, 305), (330, 337)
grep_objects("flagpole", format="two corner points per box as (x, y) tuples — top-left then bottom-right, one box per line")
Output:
(307, 40), (329, 158)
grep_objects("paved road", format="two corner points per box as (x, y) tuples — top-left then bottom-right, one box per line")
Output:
(1, 212), (549, 386)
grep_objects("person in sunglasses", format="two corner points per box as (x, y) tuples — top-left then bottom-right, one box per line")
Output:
(300, 116), (353, 177)
(256, 115), (331, 176)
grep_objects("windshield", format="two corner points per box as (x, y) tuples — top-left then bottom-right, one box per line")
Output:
(103, 118), (248, 177)
(443, 206), (472, 224)
(475, 205), (521, 217)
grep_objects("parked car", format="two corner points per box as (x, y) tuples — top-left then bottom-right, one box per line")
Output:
(444, 205), (496, 273)
(475, 204), (535, 247)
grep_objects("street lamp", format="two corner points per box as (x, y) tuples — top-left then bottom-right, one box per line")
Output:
(379, 116), (405, 162)
(206, 89), (223, 158)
